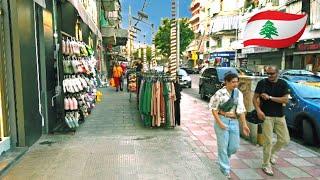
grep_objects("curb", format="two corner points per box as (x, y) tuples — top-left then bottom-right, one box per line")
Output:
(0, 147), (29, 177)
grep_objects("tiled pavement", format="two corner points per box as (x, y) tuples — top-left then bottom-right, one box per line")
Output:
(180, 92), (320, 179)
(1, 88), (226, 180)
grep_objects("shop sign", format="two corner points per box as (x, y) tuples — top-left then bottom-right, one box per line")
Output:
(210, 51), (235, 58)
(242, 47), (277, 54)
(297, 39), (320, 51)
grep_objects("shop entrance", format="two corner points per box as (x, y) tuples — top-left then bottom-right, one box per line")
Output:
(34, 3), (58, 133)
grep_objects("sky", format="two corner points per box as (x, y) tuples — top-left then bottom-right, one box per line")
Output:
(120, 0), (192, 45)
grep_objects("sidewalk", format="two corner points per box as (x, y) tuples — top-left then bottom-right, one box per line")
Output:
(180, 92), (320, 179)
(2, 88), (225, 180)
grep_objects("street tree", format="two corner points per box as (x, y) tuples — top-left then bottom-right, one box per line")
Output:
(154, 18), (194, 58)
(133, 46), (152, 62)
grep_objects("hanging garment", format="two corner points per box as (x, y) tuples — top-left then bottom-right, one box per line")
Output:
(163, 82), (171, 128)
(170, 82), (176, 127)
(155, 81), (161, 127)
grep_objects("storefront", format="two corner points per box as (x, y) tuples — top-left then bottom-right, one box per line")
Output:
(210, 51), (235, 67)
(241, 47), (281, 72)
(0, 0), (101, 149)
(0, 0), (13, 153)
(293, 39), (320, 73)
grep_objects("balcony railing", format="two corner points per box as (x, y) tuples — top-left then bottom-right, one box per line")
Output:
(211, 15), (239, 34)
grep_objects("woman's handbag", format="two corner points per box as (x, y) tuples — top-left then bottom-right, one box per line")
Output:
(246, 110), (264, 124)
(109, 78), (115, 87)
(219, 89), (238, 112)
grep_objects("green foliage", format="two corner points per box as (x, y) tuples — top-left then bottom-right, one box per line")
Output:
(133, 46), (152, 62)
(155, 18), (194, 58)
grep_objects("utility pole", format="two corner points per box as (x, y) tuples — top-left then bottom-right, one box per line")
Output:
(151, 23), (155, 69)
(143, 34), (147, 71)
(170, 0), (177, 80)
(128, 5), (132, 64)
(177, 0), (180, 71)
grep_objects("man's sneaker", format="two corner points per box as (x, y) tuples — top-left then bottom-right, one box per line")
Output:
(225, 173), (231, 179)
(262, 167), (274, 176)
(270, 155), (277, 165)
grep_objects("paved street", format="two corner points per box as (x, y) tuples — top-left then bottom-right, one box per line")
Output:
(2, 88), (225, 180)
(2, 78), (320, 179)
(180, 92), (320, 179)
(186, 74), (320, 154)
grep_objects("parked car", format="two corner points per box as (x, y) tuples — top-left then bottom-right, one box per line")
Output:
(180, 66), (199, 74)
(236, 67), (255, 76)
(199, 67), (238, 99)
(285, 80), (320, 145)
(178, 69), (192, 88)
(280, 69), (320, 84)
(280, 69), (314, 76)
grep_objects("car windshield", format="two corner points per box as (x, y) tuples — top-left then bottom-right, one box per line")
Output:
(285, 75), (320, 83)
(282, 70), (313, 76)
(178, 69), (188, 76)
(217, 68), (238, 82)
(291, 83), (320, 99)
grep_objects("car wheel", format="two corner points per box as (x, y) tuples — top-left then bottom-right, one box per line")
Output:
(200, 87), (206, 100)
(188, 83), (192, 88)
(303, 119), (316, 145)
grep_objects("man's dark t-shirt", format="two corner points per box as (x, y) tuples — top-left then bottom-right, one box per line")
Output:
(254, 78), (289, 117)
(136, 63), (143, 72)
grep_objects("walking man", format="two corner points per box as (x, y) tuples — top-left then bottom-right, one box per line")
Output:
(253, 65), (290, 176)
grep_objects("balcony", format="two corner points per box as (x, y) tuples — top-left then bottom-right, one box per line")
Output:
(102, 0), (120, 11)
(211, 15), (240, 34)
(189, 13), (200, 25)
(190, 0), (200, 11)
(101, 27), (128, 46)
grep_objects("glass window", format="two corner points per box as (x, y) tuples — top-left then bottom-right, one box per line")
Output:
(310, 0), (320, 28)
(217, 68), (238, 82)
(203, 68), (217, 77)
(292, 82), (320, 99)
(178, 69), (188, 76)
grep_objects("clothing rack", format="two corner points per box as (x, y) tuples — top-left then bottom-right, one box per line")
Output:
(61, 31), (73, 38)
(138, 72), (177, 128)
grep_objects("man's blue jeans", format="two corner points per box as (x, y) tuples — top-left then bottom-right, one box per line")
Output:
(214, 116), (240, 175)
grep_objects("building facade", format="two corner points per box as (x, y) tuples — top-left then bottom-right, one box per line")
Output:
(237, 0), (320, 73)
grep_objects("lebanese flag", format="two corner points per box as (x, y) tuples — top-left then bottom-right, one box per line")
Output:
(243, 11), (308, 48)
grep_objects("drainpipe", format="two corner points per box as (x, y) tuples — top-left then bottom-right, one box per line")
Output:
(51, 0), (62, 106)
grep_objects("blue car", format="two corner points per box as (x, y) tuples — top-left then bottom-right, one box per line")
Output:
(285, 80), (320, 145)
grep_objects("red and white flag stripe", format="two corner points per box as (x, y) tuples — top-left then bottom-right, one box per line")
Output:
(243, 11), (308, 48)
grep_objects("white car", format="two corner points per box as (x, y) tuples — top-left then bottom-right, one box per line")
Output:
(178, 69), (192, 88)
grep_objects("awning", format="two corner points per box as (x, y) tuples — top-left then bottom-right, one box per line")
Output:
(68, 0), (102, 40)
(34, 0), (46, 8)
(101, 27), (128, 46)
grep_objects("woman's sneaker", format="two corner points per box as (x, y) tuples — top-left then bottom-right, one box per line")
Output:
(270, 155), (277, 165)
(262, 167), (274, 176)
(225, 173), (231, 179)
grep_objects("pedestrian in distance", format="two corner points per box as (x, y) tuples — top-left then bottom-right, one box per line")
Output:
(253, 65), (290, 176)
(209, 72), (250, 179)
(112, 62), (123, 92)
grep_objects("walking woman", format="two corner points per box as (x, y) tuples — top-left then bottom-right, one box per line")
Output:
(112, 62), (123, 92)
(209, 72), (250, 178)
